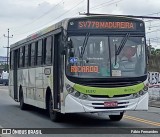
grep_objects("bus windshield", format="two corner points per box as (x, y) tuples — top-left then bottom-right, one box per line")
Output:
(66, 35), (146, 78)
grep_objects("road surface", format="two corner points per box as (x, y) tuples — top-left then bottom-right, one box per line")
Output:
(0, 86), (160, 137)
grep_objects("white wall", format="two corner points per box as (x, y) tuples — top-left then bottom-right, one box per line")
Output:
(148, 72), (160, 101)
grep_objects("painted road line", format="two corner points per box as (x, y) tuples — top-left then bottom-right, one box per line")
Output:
(124, 115), (160, 127)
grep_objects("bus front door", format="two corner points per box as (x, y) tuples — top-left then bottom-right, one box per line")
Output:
(53, 33), (62, 110)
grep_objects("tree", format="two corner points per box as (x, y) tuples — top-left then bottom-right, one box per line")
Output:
(155, 49), (160, 55)
(150, 47), (156, 55)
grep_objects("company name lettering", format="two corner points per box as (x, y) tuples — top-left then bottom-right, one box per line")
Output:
(71, 66), (99, 73)
(79, 21), (135, 29)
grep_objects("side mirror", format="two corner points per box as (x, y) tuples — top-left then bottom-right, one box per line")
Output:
(66, 41), (73, 48)
(61, 49), (66, 55)
(69, 48), (75, 57)
(61, 40), (72, 55)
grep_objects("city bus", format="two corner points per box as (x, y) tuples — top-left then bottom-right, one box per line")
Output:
(9, 15), (148, 122)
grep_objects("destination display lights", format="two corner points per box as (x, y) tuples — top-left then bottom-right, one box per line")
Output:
(78, 21), (136, 29)
(68, 18), (144, 31)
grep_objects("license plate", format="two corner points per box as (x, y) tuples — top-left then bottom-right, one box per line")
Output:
(104, 101), (118, 107)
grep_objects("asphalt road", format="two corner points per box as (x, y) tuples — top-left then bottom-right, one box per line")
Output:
(0, 86), (160, 137)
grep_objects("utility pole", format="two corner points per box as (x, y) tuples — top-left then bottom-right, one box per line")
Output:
(79, 0), (90, 15)
(3, 29), (13, 72)
(87, 0), (90, 15)
(79, 1), (160, 19)
(148, 39), (151, 54)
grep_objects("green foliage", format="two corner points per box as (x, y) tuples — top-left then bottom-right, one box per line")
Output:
(148, 55), (160, 72)
(155, 49), (160, 55)
(150, 48), (160, 55)
(151, 50), (156, 55)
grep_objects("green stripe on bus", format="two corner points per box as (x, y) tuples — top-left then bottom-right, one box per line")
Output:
(73, 83), (144, 97)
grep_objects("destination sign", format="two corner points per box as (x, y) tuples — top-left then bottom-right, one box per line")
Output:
(71, 66), (99, 73)
(78, 21), (136, 29)
(67, 18), (144, 31)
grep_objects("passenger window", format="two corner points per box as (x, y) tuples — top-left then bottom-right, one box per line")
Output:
(19, 47), (25, 67)
(37, 40), (43, 65)
(31, 43), (36, 66)
(25, 45), (29, 67)
(45, 36), (52, 65)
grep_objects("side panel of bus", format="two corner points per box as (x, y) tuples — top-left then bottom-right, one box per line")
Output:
(9, 29), (63, 111)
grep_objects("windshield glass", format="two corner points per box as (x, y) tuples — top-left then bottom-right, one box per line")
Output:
(66, 35), (146, 78)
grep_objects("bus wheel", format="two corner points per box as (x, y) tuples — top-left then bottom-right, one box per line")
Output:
(49, 94), (61, 122)
(19, 89), (27, 110)
(109, 112), (124, 121)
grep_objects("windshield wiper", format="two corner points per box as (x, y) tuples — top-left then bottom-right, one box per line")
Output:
(116, 33), (130, 55)
(80, 33), (90, 59)
(113, 33), (130, 66)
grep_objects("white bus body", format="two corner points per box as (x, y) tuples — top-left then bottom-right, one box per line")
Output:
(9, 16), (148, 122)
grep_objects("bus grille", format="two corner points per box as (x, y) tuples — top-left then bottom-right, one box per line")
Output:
(91, 102), (129, 109)
(94, 106), (126, 109)
(90, 94), (131, 98)
(83, 81), (141, 88)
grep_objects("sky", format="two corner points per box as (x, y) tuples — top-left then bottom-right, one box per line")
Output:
(0, 0), (160, 56)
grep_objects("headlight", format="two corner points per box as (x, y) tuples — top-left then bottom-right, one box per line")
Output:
(133, 93), (139, 98)
(75, 91), (81, 97)
(132, 86), (148, 98)
(65, 84), (88, 99)
(68, 87), (74, 93)
(81, 94), (88, 99)
(143, 86), (148, 91)
(139, 90), (144, 95)
(66, 84), (74, 93)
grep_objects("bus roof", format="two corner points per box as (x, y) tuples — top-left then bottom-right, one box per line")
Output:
(10, 18), (69, 49)
(10, 15), (144, 49)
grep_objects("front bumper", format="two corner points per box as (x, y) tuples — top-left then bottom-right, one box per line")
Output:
(64, 92), (148, 113)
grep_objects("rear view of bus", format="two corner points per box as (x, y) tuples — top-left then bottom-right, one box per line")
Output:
(64, 16), (148, 121)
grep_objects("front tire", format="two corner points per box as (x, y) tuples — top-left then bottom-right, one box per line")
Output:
(49, 94), (62, 122)
(109, 112), (124, 121)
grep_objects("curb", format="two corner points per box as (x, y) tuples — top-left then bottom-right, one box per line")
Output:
(149, 101), (160, 108)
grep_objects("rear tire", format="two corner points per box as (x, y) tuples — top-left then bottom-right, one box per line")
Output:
(109, 112), (124, 121)
(49, 94), (62, 122)
(19, 89), (27, 110)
